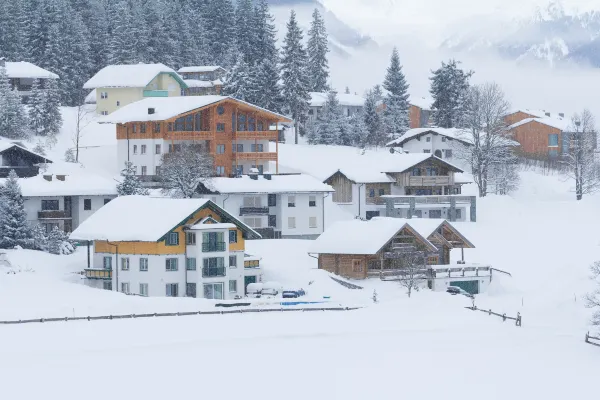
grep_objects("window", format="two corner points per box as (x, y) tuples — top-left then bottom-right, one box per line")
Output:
(445, 149), (453, 158)
(233, 143), (243, 153)
(217, 106), (225, 115)
(442, 137), (446, 142)
(133, 144), (138, 154)
(455, 209), (462, 220)
(549, 149), (559, 158)
(103, 256), (112, 269)
(309, 216), (317, 228)
(203, 257), (226, 277)
(429, 210), (442, 219)
(155, 166), (161, 176)
(41, 200), (59, 211)
(139, 258), (148, 271)
(121, 282), (130, 294)
(195, 113), (202, 131)
(216, 166), (225, 176)
(202, 232), (225, 252)
(352, 260), (363, 273)
(426, 136), (431, 142)
(185, 115), (194, 131)
(186, 232), (196, 245)
(216, 144), (225, 154)
(379, 189), (385, 196)
(141, 166), (147, 176)
(121, 257), (130, 271)
(257, 122), (264, 131)
(243, 196), (262, 208)
(268, 194), (277, 207)
(288, 217), (296, 229)
(250, 143), (264, 152)
(168, 144), (181, 153)
(100, 92), (108, 99)
(423, 149), (431, 153)
(116, 101), (120, 107)
(166, 283), (178, 297)
(229, 255), (237, 268)
(132, 124), (138, 134)
(412, 168), (421, 176)
(413, 210), (423, 218)
(155, 144), (161, 154)
(369, 189), (375, 198)
(104, 198), (111, 205)
(243, 217), (262, 228)
(103, 281), (112, 290)
(203, 283), (224, 299)
(309, 195), (316, 207)
(549, 134), (559, 147)
(153, 123), (161, 133)
(229, 230), (237, 243)
(216, 123), (225, 132)
(139, 283), (148, 296)
(101, 111), (108, 116)
(174, 117), (185, 131)
(229, 280), (237, 293)
(166, 258), (179, 271)
(168, 122), (173, 132)
(166, 232), (179, 246)
(288, 196), (296, 207)
(141, 145), (146, 154)
(84, 199), (91, 210)
(186, 258), (197, 271)
(308, 109), (314, 115)
(186, 283), (197, 298)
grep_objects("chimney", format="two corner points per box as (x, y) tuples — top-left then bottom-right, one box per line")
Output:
(43, 175), (52, 181)
(148, 107), (155, 115)
(559, 113), (565, 118)
(264, 174), (272, 180)
(545, 112), (551, 117)
(56, 175), (66, 181)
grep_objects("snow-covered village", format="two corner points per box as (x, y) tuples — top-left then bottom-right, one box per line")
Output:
(1, 0), (600, 399)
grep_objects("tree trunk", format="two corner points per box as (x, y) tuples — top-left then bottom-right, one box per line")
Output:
(295, 120), (299, 144)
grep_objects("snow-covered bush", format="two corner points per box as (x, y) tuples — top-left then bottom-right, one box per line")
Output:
(586, 261), (600, 326)
(47, 226), (75, 255)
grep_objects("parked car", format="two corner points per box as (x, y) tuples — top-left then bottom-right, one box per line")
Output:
(446, 286), (474, 298)
(246, 283), (263, 298)
(261, 281), (283, 298)
(282, 288), (306, 298)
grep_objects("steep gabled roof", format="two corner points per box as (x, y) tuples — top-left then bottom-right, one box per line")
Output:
(83, 63), (187, 89)
(70, 196), (260, 242)
(0, 141), (52, 164)
(3, 62), (59, 79)
(178, 66), (226, 73)
(508, 117), (570, 132)
(386, 128), (472, 147)
(100, 96), (291, 124)
(201, 174), (334, 194)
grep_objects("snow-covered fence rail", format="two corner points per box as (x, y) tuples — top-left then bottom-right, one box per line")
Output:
(329, 276), (363, 289)
(465, 306), (522, 327)
(585, 332), (600, 347)
(0, 306), (361, 326)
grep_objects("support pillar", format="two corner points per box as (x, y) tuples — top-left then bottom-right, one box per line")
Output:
(87, 241), (91, 269)
(385, 198), (394, 217)
(449, 197), (456, 222)
(408, 198), (415, 219)
(470, 197), (477, 222)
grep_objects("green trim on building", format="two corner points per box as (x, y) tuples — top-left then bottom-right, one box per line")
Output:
(143, 90), (169, 97)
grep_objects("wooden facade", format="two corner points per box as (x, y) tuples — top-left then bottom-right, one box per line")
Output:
(510, 120), (562, 157)
(504, 111), (537, 126)
(326, 172), (354, 203)
(116, 98), (289, 177)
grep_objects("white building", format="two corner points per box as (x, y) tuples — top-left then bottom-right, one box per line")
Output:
(1, 60), (59, 104)
(386, 128), (471, 161)
(308, 92), (364, 123)
(71, 196), (263, 299)
(323, 154), (474, 222)
(197, 173), (334, 239)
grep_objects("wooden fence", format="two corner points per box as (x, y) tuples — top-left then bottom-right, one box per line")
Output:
(0, 306), (360, 326)
(465, 306), (522, 327)
(585, 332), (600, 347)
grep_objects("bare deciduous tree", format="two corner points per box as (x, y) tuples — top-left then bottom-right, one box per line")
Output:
(455, 82), (519, 197)
(561, 109), (599, 200)
(160, 143), (214, 198)
(585, 261), (600, 326)
(72, 104), (94, 163)
(392, 251), (428, 298)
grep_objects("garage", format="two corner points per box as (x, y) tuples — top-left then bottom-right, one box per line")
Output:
(450, 280), (480, 295)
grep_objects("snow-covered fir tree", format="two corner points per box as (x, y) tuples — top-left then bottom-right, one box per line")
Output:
(382, 47), (410, 140)
(254, 59), (284, 113)
(0, 1), (29, 61)
(0, 67), (30, 140)
(32, 141), (46, 156)
(31, 224), (49, 252)
(108, 0), (140, 65)
(307, 8), (330, 92)
(64, 148), (76, 163)
(430, 60), (473, 128)
(235, 0), (255, 65)
(47, 226), (74, 255)
(28, 79), (46, 136)
(308, 90), (344, 145)
(363, 87), (386, 146)
(349, 112), (369, 148)
(253, 0), (279, 62)
(42, 78), (62, 137)
(222, 56), (252, 101)
(0, 170), (32, 249)
(117, 161), (149, 196)
(281, 11), (311, 144)
(204, 0), (237, 67)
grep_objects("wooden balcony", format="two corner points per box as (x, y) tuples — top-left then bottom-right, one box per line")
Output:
(236, 152), (277, 161)
(235, 131), (278, 141)
(408, 176), (452, 186)
(164, 131), (213, 141)
(244, 260), (260, 269)
(84, 269), (112, 280)
(38, 210), (71, 219)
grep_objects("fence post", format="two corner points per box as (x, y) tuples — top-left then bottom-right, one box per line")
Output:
(585, 332), (589, 343)
(516, 312), (521, 327)
(502, 313), (506, 322)
(488, 309), (492, 315)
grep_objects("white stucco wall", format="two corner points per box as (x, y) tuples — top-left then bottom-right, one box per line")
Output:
(400, 134), (468, 161)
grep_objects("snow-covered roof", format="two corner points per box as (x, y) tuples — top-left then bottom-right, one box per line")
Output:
(2, 62), (59, 79)
(84, 90), (96, 104)
(83, 63), (185, 89)
(189, 222), (236, 230)
(308, 217), (436, 255)
(509, 117), (570, 131)
(100, 96), (291, 124)
(309, 92), (365, 108)
(70, 196), (259, 242)
(386, 128), (470, 147)
(409, 96), (433, 110)
(183, 79), (215, 88)
(178, 66), (225, 73)
(0, 139), (51, 163)
(204, 174), (334, 194)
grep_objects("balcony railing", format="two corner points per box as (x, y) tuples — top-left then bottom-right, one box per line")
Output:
(202, 266), (226, 277)
(244, 260), (260, 269)
(236, 152), (277, 161)
(239, 207), (269, 216)
(164, 131), (213, 141)
(143, 90), (169, 97)
(202, 242), (226, 252)
(84, 269), (112, 280)
(38, 210), (71, 219)
(408, 176), (452, 186)
(235, 131), (278, 140)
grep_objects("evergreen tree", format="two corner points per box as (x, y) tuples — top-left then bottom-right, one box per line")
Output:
(309, 91), (344, 145)
(64, 148), (76, 163)
(32, 141), (46, 156)
(108, 1), (139, 65)
(363, 88), (386, 146)
(253, 0), (278, 62)
(205, 0), (237, 67)
(222, 56), (251, 101)
(0, 0), (28, 61)
(47, 226), (74, 254)
(0, 170), (32, 249)
(255, 59), (284, 113)
(76, 0), (110, 74)
(430, 59), (473, 128)
(382, 47), (410, 140)
(307, 8), (330, 92)
(281, 11), (311, 144)
(42, 77), (62, 137)
(348, 112), (368, 147)
(345, 86), (350, 94)
(31, 224), (49, 252)
(29, 79), (46, 136)
(117, 161), (149, 196)
(235, 0), (255, 65)
(0, 68), (30, 140)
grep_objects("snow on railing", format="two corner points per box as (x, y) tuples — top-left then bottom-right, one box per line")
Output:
(585, 332), (600, 347)
(465, 305), (522, 327)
